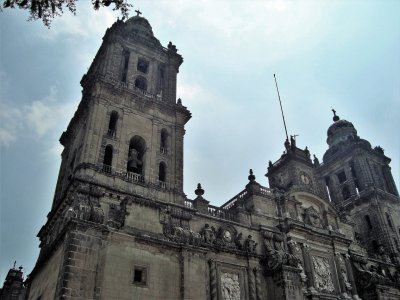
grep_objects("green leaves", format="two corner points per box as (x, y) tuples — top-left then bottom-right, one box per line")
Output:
(2, 0), (133, 28)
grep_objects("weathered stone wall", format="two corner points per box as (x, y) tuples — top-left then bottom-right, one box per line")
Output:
(27, 243), (64, 300)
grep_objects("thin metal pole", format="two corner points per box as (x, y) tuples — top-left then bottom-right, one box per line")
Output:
(274, 74), (289, 141)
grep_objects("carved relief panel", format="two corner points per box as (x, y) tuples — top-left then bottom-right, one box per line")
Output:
(220, 272), (241, 300)
(209, 260), (247, 300)
(312, 256), (335, 293)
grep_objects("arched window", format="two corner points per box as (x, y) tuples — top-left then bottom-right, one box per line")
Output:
(160, 129), (168, 154)
(386, 212), (394, 228)
(342, 185), (351, 199)
(137, 58), (149, 73)
(159, 162), (166, 182)
(70, 149), (77, 170)
(325, 177), (332, 202)
(108, 111), (118, 137)
(157, 66), (164, 95)
(371, 240), (379, 252)
(121, 50), (130, 83)
(134, 76), (147, 91)
(103, 145), (113, 173)
(365, 215), (373, 230)
(127, 136), (146, 175)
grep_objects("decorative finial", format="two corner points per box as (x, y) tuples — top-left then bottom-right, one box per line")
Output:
(13, 261), (16, 269)
(332, 108), (340, 122)
(195, 183), (204, 197)
(313, 154), (320, 166)
(248, 169), (256, 182)
(135, 9), (142, 16)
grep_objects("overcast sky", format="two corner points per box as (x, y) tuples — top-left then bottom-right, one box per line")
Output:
(1, 0), (399, 281)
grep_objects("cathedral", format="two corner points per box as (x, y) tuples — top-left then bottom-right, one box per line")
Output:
(3, 14), (400, 300)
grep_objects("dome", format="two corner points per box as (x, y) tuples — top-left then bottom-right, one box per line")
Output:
(326, 115), (358, 147)
(125, 15), (154, 37)
(327, 119), (356, 137)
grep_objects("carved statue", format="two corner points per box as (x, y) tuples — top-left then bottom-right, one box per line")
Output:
(201, 223), (216, 244)
(313, 154), (320, 166)
(378, 245), (392, 263)
(245, 235), (257, 254)
(290, 135), (296, 148)
(107, 201), (127, 229)
(304, 146), (310, 159)
(234, 232), (243, 250)
(261, 231), (300, 274)
(284, 139), (290, 151)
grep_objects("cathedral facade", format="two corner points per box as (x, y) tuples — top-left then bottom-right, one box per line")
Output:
(19, 15), (400, 300)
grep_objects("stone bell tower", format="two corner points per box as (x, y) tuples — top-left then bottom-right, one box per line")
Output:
(320, 111), (400, 265)
(26, 14), (191, 300)
(52, 13), (191, 208)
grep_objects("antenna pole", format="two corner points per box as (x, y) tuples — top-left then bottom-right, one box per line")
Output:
(273, 74), (289, 141)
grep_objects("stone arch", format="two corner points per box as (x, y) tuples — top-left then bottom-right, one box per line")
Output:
(134, 76), (147, 91)
(158, 162), (167, 182)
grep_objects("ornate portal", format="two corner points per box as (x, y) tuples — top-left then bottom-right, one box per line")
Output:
(220, 272), (241, 300)
(312, 256), (335, 293)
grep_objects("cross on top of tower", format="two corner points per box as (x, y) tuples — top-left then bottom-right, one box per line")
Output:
(331, 108), (340, 122)
(135, 9), (142, 16)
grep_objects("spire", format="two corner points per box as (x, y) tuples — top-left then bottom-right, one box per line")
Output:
(332, 108), (340, 122)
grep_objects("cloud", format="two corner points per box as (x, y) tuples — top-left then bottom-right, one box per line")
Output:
(0, 86), (77, 147)
(0, 105), (23, 147)
(38, 2), (118, 41)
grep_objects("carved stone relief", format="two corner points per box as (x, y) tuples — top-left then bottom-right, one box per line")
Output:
(260, 231), (300, 274)
(107, 199), (128, 229)
(304, 206), (323, 228)
(161, 212), (255, 253)
(70, 186), (105, 225)
(312, 256), (335, 293)
(220, 272), (241, 300)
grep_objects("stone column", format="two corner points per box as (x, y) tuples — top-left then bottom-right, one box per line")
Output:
(334, 252), (351, 298)
(344, 255), (361, 300)
(208, 260), (218, 300)
(174, 125), (185, 202)
(301, 243), (316, 293)
(248, 266), (256, 300)
(254, 267), (263, 300)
